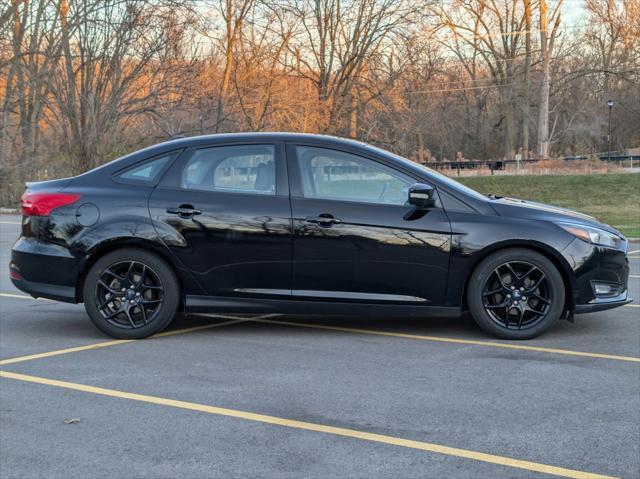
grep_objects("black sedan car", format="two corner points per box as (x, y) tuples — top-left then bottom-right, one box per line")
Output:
(10, 133), (631, 339)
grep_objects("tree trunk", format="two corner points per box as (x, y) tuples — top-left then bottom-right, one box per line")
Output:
(503, 73), (515, 161)
(504, 99), (515, 160)
(522, 0), (532, 158)
(215, 6), (237, 133)
(537, 0), (551, 158)
(348, 89), (357, 138)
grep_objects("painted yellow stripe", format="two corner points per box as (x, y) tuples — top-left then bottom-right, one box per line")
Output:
(0, 370), (617, 479)
(0, 221), (21, 225)
(627, 249), (640, 255)
(625, 304), (640, 308)
(0, 292), (55, 302)
(250, 319), (640, 363)
(0, 339), (133, 366)
(0, 318), (246, 366)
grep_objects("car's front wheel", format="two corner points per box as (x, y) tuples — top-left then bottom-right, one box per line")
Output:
(467, 248), (565, 339)
(83, 248), (179, 339)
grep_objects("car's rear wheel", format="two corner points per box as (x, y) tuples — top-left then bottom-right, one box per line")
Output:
(467, 248), (565, 339)
(83, 248), (179, 339)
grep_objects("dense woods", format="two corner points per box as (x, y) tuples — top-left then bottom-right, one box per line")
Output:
(1, 0), (638, 202)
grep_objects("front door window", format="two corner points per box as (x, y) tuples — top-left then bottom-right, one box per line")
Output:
(295, 146), (413, 205)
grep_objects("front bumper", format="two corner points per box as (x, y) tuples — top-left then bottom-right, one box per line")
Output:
(574, 292), (633, 314)
(561, 237), (631, 314)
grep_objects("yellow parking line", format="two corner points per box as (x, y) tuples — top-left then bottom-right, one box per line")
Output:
(0, 370), (617, 479)
(625, 304), (640, 308)
(0, 317), (247, 366)
(249, 319), (640, 363)
(628, 249), (640, 255)
(0, 339), (133, 366)
(0, 221), (21, 225)
(0, 292), (55, 302)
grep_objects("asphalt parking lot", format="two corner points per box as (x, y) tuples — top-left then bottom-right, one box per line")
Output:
(1, 214), (639, 479)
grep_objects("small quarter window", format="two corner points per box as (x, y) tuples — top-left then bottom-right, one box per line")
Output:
(117, 154), (173, 183)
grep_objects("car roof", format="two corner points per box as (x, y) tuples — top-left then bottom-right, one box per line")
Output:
(81, 133), (373, 178)
(156, 132), (367, 149)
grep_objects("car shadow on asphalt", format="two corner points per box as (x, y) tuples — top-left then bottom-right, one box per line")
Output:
(180, 313), (492, 341)
(1, 304), (629, 347)
(181, 311), (629, 344)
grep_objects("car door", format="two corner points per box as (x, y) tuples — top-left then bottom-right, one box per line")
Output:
(148, 141), (292, 297)
(287, 143), (451, 305)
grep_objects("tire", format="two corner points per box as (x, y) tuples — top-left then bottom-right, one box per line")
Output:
(83, 248), (179, 339)
(467, 248), (565, 340)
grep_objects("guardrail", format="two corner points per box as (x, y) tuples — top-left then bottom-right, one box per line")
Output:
(427, 153), (639, 174)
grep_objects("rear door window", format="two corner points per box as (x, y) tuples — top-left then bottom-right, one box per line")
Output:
(181, 145), (275, 195)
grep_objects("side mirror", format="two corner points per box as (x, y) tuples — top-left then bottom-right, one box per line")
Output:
(408, 183), (436, 209)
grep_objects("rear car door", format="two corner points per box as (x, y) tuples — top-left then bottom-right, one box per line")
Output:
(149, 141), (292, 297)
(287, 143), (452, 305)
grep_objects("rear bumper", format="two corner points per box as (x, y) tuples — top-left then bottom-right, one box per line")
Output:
(10, 277), (77, 303)
(10, 237), (80, 303)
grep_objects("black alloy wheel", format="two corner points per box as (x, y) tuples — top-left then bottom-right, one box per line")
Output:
(83, 248), (179, 339)
(482, 261), (550, 330)
(95, 260), (164, 329)
(468, 248), (565, 339)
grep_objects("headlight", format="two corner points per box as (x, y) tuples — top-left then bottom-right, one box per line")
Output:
(556, 222), (623, 249)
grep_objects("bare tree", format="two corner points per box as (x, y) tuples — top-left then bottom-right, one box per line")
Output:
(283, 0), (419, 136)
(438, 0), (528, 160)
(536, 0), (562, 158)
(51, 0), (193, 171)
(232, 4), (297, 130)
(206, 0), (255, 132)
(1, 0), (65, 167)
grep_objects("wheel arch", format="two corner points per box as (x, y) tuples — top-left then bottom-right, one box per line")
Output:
(75, 237), (186, 303)
(460, 240), (576, 313)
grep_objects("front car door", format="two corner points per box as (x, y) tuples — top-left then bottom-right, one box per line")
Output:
(149, 141), (292, 297)
(287, 142), (452, 305)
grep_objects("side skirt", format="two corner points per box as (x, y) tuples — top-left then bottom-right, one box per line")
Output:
(184, 295), (461, 318)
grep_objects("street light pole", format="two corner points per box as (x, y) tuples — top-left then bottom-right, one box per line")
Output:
(607, 100), (614, 163)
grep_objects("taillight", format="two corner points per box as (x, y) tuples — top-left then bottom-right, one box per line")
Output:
(20, 192), (81, 216)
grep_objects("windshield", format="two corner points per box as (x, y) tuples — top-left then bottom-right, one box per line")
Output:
(365, 144), (489, 201)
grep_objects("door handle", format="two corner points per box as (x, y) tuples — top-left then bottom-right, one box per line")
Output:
(167, 205), (202, 218)
(304, 215), (341, 226)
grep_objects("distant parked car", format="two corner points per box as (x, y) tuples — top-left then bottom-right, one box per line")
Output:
(10, 133), (631, 339)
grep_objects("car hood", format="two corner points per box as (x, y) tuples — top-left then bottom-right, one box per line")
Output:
(489, 197), (623, 237)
